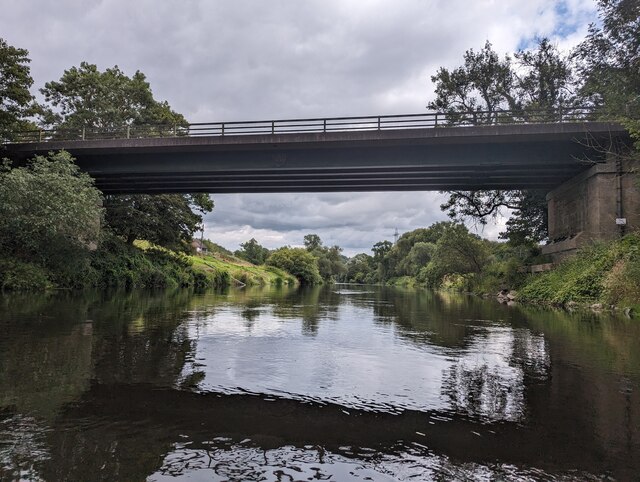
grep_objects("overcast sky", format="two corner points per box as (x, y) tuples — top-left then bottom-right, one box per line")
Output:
(1, 0), (598, 255)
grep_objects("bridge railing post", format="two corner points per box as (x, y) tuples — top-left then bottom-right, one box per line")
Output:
(272, 120), (275, 134)
(39, 129), (42, 142)
(82, 127), (86, 140)
(377, 117), (381, 130)
(434, 113), (438, 127)
(323, 119), (326, 133)
(126, 126), (130, 139)
(221, 123), (225, 136)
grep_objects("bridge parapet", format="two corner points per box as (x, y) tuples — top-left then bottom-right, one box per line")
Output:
(5, 107), (596, 144)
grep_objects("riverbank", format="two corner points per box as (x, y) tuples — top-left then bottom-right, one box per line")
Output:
(384, 233), (640, 316)
(0, 236), (297, 292)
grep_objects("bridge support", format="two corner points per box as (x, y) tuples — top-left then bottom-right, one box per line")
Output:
(542, 154), (639, 261)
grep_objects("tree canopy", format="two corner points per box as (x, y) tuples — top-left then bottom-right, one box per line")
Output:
(574, 0), (640, 148)
(267, 247), (322, 285)
(235, 238), (271, 265)
(430, 39), (575, 243)
(39, 63), (213, 248)
(0, 37), (36, 139)
(40, 62), (186, 130)
(0, 151), (103, 277)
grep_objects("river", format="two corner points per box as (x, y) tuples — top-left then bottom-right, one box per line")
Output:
(0, 285), (638, 481)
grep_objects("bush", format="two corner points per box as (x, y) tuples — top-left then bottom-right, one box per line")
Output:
(0, 261), (52, 291)
(267, 248), (322, 285)
(518, 234), (640, 305)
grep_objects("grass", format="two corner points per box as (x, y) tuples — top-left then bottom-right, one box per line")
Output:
(190, 253), (297, 287)
(518, 233), (640, 310)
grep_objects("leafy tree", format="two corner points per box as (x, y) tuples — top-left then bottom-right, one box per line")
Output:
(40, 63), (213, 247)
(0, 151), (103, 280)
(429, 41), (516, 124)
(430, 39), (575, 243)
(371, 240), (394, 281)
(267, 247), (322, 285)
(104, 193), (212, 249)
(303, 234), (323, 251)
(421, 224), (490, 288)
(574, 0), (640, 148)
(515, 38), (575, 115)
(343, 253), (375, 283)
(0, 37), (36, 140)
(40, 62), (186, 131)
(302, 234), (346, 281)
(234, 238), (270, 265)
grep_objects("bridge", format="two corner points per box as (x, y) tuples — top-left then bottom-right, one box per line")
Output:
(2, 108), (636, 258)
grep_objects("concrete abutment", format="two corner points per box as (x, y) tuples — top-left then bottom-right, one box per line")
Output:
(543, 155), (639, 261)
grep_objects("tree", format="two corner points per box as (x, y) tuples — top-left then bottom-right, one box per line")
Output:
(40, 63), (213, 247)
(234, 238), (270, 265)
(430, 39), (574, 243)
(104, 193), (212, 249)
(0, 151), (103, 277)
(420, 223), (490, 288)
(40, 62), (186, 131)
(267, 247), (322, 285)
(428, 41), (516, 124)
(574, 0), (640, 148)
(303, 234), (323, 251)
(343, 253), (375, 283)
(0, 37), (36, 140)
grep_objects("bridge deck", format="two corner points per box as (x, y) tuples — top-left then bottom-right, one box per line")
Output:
(3, 121), (628, 194)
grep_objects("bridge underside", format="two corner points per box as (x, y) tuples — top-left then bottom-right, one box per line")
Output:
(4, 122), (626, 194)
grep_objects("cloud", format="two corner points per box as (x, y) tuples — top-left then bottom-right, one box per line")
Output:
(1, 0), (596, 255)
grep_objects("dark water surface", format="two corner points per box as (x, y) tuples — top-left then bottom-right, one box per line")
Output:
(0, 285), (639, 481)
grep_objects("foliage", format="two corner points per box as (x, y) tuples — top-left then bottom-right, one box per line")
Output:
(0, 150), (103, 284)
(574, 0), (640, 149)
(191, 252), (295, 287)
(40, 62), (213, 249)
(0, 261), (52, 291)
(201, 239), (234, 257)
(104, 193), (213, 250)
(0, 37), (36, 140)
(40, 62), (186, 131)
(89, 235), (226, 290)
(343, 253), (376, 284)
(518, 234), (640, 306)
(421, 223), (491, 289)
(234, 238), (271, 265)
(302, 234), (346, 282)
(428, 41), (516, 123)
(303, 234), (323, 251)
(430, 39), (575, 243)
(267, 247), (322, 285)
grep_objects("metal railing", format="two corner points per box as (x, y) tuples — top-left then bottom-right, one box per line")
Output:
(6, 107), (596, 144)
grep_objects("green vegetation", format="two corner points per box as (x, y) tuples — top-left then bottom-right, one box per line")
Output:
(0, 38), (37, 138)
(341, 222), (542, 296)
(519, 235), (640, 309)
(234, 238), (271, 265)
(0, 151), (102, 290)
(432, 0), (639, 243)
(267, 247), (322, 285)
(190, 251), (296, 287)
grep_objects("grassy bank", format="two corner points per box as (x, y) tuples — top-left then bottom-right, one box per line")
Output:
(0, 237), (297, 292)
(189, 251), (297, 287)
(517, 234), (640, 310)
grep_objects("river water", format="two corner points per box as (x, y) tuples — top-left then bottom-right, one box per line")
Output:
(0, 285), (638, 481)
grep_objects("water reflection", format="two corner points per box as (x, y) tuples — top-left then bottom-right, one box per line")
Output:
(0, 285), (638, 480)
